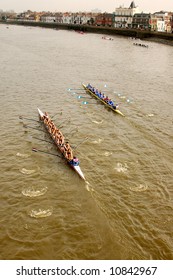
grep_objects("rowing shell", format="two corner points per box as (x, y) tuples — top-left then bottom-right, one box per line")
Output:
(82, 84), (125, 117)
(37, 108), (85, 181)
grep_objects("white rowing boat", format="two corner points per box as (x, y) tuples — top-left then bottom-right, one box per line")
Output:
(82, 84), (125, 117)
(37, 108), (85, 181)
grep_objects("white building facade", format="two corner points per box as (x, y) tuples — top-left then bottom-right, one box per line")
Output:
(114, 1), (140, 28)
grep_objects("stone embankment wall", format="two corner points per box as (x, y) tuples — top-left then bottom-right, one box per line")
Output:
(2, 20), (173, 45)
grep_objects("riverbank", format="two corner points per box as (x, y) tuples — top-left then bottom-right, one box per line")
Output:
(1, 20), (173, 46)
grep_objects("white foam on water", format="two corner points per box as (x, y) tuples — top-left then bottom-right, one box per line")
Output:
(104, 151), (112, 157)
(20, 168), (36, 175)
(29, 208), (53, 218)
(16, 152), (30, 158)
(22, 186), (48, 197)
(114, 162), (128, 173)
(130, 184), (148, 192)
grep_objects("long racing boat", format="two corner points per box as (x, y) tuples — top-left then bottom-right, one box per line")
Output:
(82, 84), (125, 117)
(37, 108), (85, 181)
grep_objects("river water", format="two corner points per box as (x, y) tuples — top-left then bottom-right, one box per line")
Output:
(0, 23), (173, 260)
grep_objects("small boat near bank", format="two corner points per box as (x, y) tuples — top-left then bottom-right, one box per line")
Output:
(37, 108), (85, 180)
(82, 84), (125, 117)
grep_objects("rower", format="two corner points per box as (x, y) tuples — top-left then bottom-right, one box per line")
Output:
(52, 127), (58, 138)
(58, 135), (65, 146)
(103, 96), (109, 102)
(48, 122), (53, 133)
(43, 115), (49, 124)
(87, 83), (91, 89)
(91, 87), (95, 93)
(99, 92), (104, 99)
(67, 150), (73, 161)
(95, 89), (99, 95)
(108, 99), (114, 106)
(64, 141), (70, 150)
(62, 142), (72, 159)
(51, 124), (56, 135)
(54, 127), (62, 137)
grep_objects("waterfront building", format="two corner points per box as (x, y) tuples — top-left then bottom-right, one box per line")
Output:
(40, 13), (56, 23)
(54, 12), (63, 23)
(153, 11), (173, 32)
(156, 19), (165, 32)
(62, 12), (94, 25)
(62, 12), (72, 24)
(132, 13), (151, 30)
(114, 1), (140, 28)
(95, 13), (115, 27)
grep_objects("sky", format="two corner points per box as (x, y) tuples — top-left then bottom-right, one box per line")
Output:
(0, 0), (173, 13)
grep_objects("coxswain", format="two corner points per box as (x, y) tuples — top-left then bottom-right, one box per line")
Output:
(70, 156), (80, 166)
(113, 104), (119, 110)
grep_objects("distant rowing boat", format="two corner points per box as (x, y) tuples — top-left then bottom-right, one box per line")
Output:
(133, 42), (148, 48)
(37, 108), (85, 180)
(102, 36), (113, 41)
(82, 84), (125, 117)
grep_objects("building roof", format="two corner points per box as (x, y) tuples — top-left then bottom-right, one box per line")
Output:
(129, 1), (136, 9)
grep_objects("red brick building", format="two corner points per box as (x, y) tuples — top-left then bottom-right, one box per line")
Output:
(95, 13), (115, 27)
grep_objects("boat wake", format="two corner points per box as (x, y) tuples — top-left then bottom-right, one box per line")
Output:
(29, 207), (53, 218)
(22, 186), (48, 197)
(85, 181), (94, 192)
(130, 184), (148, 192)
(16, 152), (30, 158)
(114, 162), (128, 173)
(20, 168), (36, 175)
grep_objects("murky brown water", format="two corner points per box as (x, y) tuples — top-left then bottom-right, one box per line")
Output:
(0, 23), (173, 260)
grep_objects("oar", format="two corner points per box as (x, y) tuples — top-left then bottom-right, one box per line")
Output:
(51, 110), (63, 119)
(19, 116), (40, 123)
(68, 88), (84, 91)
(81, 101), (98, 105)
(76, 95), (92, 99)
(73, 137), (89, 150)
(29, 136), (54, 145)
(32, 148), (62, 158)
(65, 127), (79, 139)
(23, 124), (44, 132)
(57, 118), (70, 128)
